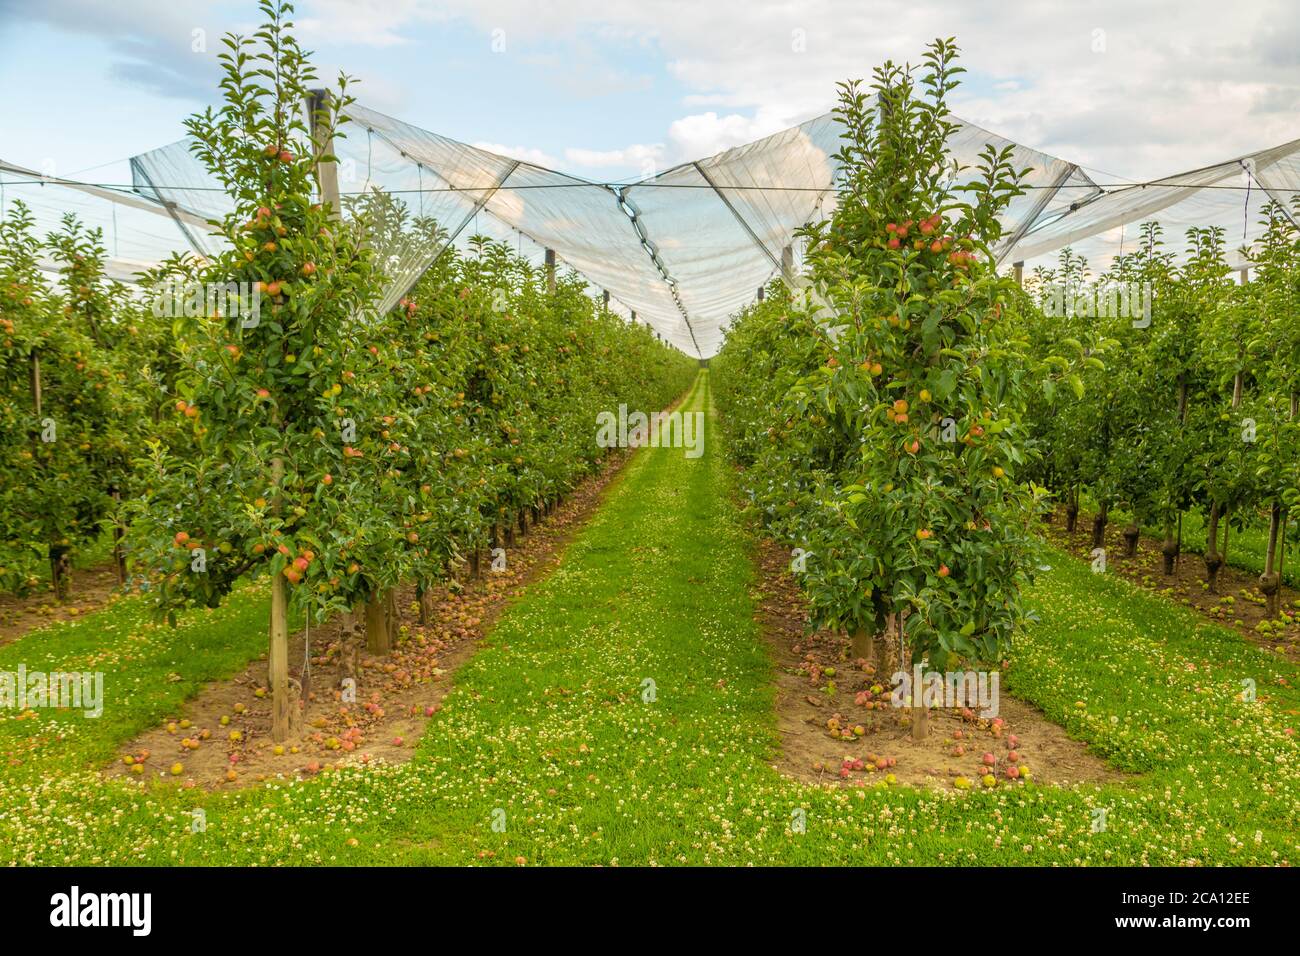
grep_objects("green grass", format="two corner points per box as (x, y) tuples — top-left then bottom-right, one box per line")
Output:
(0, 370), (1296, 865)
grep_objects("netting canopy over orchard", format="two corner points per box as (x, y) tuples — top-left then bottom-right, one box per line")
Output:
(4, 83), (1299, 356)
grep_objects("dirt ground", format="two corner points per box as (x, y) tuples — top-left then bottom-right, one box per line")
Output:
(105, 451), (632, 791)
(1044, 510), (1300, 663)
(750, 536), (1125, 792)
(0, 563), (124, 647)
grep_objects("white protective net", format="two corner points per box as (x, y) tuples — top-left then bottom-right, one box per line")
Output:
(9, 94), (1299, 356)
(0, 159), (213, 282)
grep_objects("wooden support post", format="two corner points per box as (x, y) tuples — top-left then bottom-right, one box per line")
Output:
(602, 290), (610, 308)
(385, 587), (398, 645)
(30, 350), (42, 418)
(338, 608), (360, 688)
(757, 286), (765, 302)
(781, 244), (794, 279)
(545, 248), (557, 294)
(111, 488), (126, 586)
(307, 89), (342, 218)
(268, 457), (290, 742)
(1013, 261), (1024, 287)
(1240, 267), (1250, 284)
(30, 349), (68, 600)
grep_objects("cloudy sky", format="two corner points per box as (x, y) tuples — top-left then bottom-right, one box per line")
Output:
(1, 0), (1297, 185)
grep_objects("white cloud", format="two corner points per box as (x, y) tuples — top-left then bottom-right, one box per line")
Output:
(296, 0), (443, 48)
(10, 0), (1300, 183)
(564, 143), (665, 178)
(664, 107), (795, 163)
(418, 0), (1300, 179)
(471, 141), (560, 168)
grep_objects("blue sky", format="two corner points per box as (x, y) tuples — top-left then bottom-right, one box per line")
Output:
(2, 0), (1297, 184)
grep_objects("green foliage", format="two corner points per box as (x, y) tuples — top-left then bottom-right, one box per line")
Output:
(124, 0), (694, 624)
(717, 40), (1064, 668)
(1022, 200), (1300, 584)
(0, 203), (143, 595)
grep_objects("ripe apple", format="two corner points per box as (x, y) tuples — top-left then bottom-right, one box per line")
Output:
(982, 752), (996, 766)
(170, 763), (183, 776)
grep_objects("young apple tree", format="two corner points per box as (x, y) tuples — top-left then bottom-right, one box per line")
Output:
(129, 0), (382, 741)
(794, 39), (1055, 739)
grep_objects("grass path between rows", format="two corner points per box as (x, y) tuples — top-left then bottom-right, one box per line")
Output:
(1, 370), (1297, 865)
